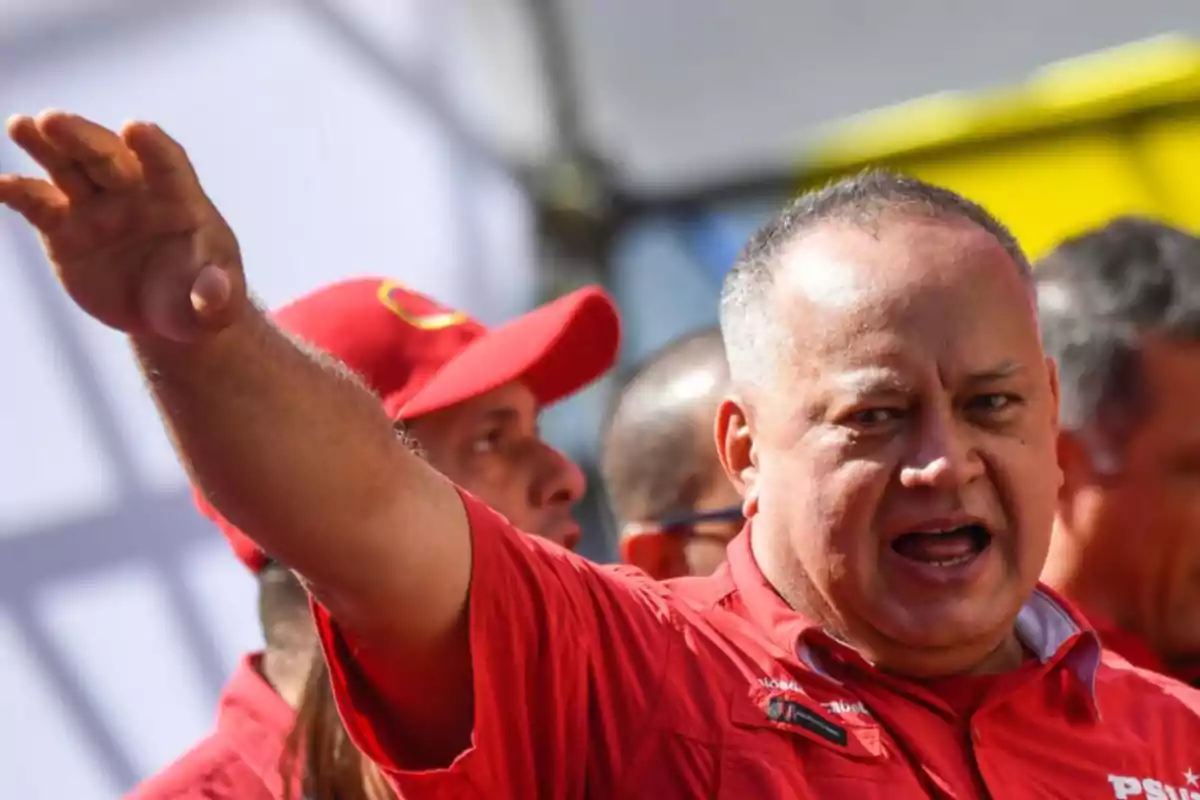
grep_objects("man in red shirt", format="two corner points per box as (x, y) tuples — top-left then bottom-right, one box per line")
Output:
(1036, 217), (1200, 686)
(121, 275), (617, 799)
(602, 326), (742, 579)
(5, 111), (1200, 799)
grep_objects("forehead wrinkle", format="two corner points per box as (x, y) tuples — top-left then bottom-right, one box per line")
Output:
(772, 234), (937, 345)
(781, 217), (1021, 298)
(783, 231), (1030, 343)
(756, 219), (1041, 413)
(826, 366), (912, 395)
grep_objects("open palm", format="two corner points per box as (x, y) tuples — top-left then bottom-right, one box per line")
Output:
(0, 111), (244, 341)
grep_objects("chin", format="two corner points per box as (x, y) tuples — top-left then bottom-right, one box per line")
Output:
(870, 595), (1018, 652)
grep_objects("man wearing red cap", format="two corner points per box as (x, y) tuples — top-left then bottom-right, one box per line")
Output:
(6, 113), (1200, 799)
(120, 274), (617, 799)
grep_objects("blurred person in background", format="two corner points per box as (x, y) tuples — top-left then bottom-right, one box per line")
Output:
(6, 111), (1199, 799)
(1037, 217), (1200, 685)
(601, 326), (741, 579)
(125, 276), (617, 799)
(283, 652), (393, 800)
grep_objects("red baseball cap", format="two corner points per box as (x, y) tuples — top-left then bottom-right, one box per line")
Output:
(196, 277), (621, 573)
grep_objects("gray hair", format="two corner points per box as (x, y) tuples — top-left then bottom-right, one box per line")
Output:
(719, 169), (1031, 387)
(1035, 216), (1200, 463)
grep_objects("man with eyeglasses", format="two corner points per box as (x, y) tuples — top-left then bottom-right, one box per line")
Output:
(601, 327), (743, 578)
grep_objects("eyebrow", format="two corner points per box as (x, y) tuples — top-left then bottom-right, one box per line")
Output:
(479, 407), (521, 425)
(965, 360), (1024, 384)
(830, 360), (1025, 396)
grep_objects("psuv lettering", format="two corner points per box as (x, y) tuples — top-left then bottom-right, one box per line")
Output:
(1108, 774), (1200, 800)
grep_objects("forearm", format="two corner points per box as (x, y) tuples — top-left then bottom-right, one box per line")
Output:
(134, 300), (467, 634)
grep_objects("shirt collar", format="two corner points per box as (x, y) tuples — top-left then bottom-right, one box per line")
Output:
(217, 653), (297, 788)
(725, 525), (1104, 716)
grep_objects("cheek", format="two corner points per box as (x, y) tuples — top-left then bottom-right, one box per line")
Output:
(765, 451), (890, 567)
(1161, 480), (1200, 529)
(987, 440), (1057, 534)
(442, 456), (524, 515)
(1092, 478), (1175, 555)
(1157, 484), (1200, 577)
(477, 486), (532, 526)
(685, 539), (733, 578)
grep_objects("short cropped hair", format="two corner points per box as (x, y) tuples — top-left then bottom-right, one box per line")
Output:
(719, 169), (1031, 386)
(602, 327), (729, 525)
(1035, 217), (1200, 447)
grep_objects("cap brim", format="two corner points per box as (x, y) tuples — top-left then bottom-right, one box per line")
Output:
(394, 286), (620, 419)
(192, 488), (271, 574)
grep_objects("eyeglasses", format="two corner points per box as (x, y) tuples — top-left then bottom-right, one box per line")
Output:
(621, 505), (745, 541)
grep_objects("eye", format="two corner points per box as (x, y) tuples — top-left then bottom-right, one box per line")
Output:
(967, 394), (1019, 414)
(846, 407), (904, 427)
(471, 427), (506, 454)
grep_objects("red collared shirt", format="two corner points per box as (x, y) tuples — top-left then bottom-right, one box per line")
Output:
(123, 654), (296, 800)
(316, 490), (1200, 799)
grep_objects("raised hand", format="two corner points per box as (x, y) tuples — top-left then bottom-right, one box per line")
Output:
(0, 111), (246, 343)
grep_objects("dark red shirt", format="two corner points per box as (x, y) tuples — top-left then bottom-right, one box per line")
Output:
(123, 654), (296, 800)
(317, 489), (1200, 799)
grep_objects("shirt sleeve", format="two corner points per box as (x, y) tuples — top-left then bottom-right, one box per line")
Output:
(312, 487), (676, 799)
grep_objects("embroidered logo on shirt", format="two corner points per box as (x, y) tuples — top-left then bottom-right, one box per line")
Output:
(766, 696), (848, 747)
(822, 699), (870, 717)
(759, 677), (805, 693)
(1107, 769), (1199, 799)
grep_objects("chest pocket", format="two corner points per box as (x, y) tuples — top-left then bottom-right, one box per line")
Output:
(717, 689), (935, 800)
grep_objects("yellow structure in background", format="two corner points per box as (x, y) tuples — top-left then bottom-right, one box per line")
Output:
(799, 34), (1200, 260)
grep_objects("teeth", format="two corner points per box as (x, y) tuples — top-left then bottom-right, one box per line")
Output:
(928, 553), (974, 568)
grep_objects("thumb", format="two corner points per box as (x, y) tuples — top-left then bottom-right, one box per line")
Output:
(140, 262), (237, 343)
(189, 264), (235, 325)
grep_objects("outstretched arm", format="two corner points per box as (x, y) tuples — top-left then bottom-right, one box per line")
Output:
(0, 111), (472, 653)
(2, 113), (677, 789)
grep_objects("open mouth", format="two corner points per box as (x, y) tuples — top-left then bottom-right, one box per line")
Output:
(890, 524), (993, 568)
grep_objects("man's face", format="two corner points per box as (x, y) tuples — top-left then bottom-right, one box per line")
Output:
(726, 216), (1061, 674)
(406, 382), (585, 549)
(1066, 340), (1200, 666)
(614, 404), (744, 580)
(679, 450), (745, 577)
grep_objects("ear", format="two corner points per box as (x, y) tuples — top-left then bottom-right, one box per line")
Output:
(1045, 357), (1065, 496)
(1045, 357), (1061, 434)
(620, 532), (689, 580)
(715, 395), (758, 517)
(1056, 430), (1087, 499)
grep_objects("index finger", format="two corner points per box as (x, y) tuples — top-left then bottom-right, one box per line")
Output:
(7, 114), (97, 199)
(36, 111), (143, 191)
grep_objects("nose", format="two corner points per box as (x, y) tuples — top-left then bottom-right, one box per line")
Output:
(898, 406), (984, 491)
(532, 442), (587, 510)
